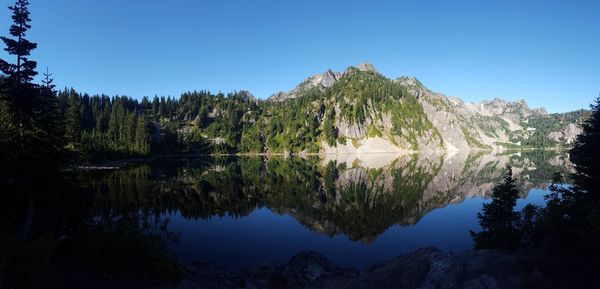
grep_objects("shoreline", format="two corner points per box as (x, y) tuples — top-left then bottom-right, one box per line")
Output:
(70, 147), (570, 171)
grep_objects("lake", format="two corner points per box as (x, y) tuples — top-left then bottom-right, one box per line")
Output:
(1, 150), (572, 275)
(63, 150), (571, 270)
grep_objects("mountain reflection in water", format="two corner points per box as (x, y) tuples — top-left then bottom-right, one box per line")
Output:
(71, 150), (572, 268)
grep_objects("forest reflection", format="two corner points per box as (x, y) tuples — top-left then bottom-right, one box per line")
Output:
(80, 150), (572, 242)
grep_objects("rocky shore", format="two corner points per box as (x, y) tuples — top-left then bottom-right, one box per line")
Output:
(170, 247), (548, 289)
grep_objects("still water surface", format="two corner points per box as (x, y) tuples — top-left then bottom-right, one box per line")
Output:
(76, 150), (567, 269)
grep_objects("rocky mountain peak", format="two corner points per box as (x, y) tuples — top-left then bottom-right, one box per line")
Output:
(304, 69), (340, 89)
(478, 97), (548, 117)
(356, 61), (377, 73)
(268, 69), (341, 102)
(342, 62), (379, 76)
(395, 76), (421, 87)
(238, 90), (255, 102)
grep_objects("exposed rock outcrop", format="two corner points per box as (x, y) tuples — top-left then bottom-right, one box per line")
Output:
(548, 123), (582, 145)
(268, 69), (341, 102)
(176, 247), (547, 289)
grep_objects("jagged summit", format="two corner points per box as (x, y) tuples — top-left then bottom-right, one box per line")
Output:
(395, 76), (422, 87)
(356, 61), (377, 73)
(268, 62), (377, 102)
(237, 90), (255, 102)
(268, 68), (341, 102)
(267, 63), (551, 118)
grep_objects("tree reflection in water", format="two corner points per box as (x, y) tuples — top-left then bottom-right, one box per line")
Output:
(0, 150), (572, 288)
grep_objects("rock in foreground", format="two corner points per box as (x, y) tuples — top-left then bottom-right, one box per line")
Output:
(172, 247), (547, 289)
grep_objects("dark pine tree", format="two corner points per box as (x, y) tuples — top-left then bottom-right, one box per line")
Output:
(159, 96), (166, 116)
(36, 67), (65, 163)
(571, 95), (600, 202)
(471, 167), (521, 250)
(134, 115), (150, 154)
(324, 109), (337, 146)
(42, 67), (54, 90)
(0, 96), (17, 179)
(65, 89), (81, 146)
(152, 96), (159, 117)
(0, 0), (37, 85)
(0, 0), (64, 179)
(537, 97), (600, 289)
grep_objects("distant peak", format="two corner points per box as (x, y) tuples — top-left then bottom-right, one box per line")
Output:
(323, 69), (337, 77)
(395, 76), (422, 87)
(238, 90), (255, 102)
(267, 68), (340, 102)
(356, 61), (377, 73)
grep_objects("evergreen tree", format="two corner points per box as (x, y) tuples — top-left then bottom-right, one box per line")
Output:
(107, 98), (125, 149)
(140, 96), (150, 113)
(571, 95), (600, 201)
(125, 112), (136, 150)
(0, 0), (37, 85)
(471, 167), (521, 250)
(42, 67), (54, 90)
(159, 96), (166, 116)
(0, 0), (64, 178)
(324, 109), (337, 146)
(152, 96), (159, 116)
(36, 68), (64, 162)
(134, 115), (150, 154)
(196, 106), (208, 128)
(65, 90), (81, 145)
(0, 98), (17, 179)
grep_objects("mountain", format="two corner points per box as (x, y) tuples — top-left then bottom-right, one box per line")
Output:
(259, 62), (588, 153)
(153, 62), (589, 154)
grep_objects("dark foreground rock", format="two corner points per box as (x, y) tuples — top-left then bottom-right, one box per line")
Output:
(168, 247), (549, 289)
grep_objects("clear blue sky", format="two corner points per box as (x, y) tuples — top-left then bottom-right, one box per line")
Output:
(0, 0), (598, 112)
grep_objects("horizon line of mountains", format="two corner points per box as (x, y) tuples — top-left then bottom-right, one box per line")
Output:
(62, 61), (590, 155)
(165, 62), (588, 153)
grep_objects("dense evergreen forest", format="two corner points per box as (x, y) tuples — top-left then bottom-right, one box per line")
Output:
(40, 76), (593, 164)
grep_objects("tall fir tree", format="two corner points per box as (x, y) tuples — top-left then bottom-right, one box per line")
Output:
(42, 67), (54, 90)
(159, 96), (166, 116)
(471, 167), (521, 250)
(0, 0), (64, 179)
(125, 111), (136, 150)
(571, 95), (600, 202)
(152, 96), (159, 117)
(134, 115), (150, 154)
(65, 90), (81, 145)
(324, 109), (337, 146)
(0, 0), (37, 85)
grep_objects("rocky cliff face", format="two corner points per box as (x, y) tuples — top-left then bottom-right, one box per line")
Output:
(401, 78), (582, 151)
(267, 62), (586, 152)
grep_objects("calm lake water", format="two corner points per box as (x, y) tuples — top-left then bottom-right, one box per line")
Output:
(163, 151), (567, 269)
(27, 150), (572, 270)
